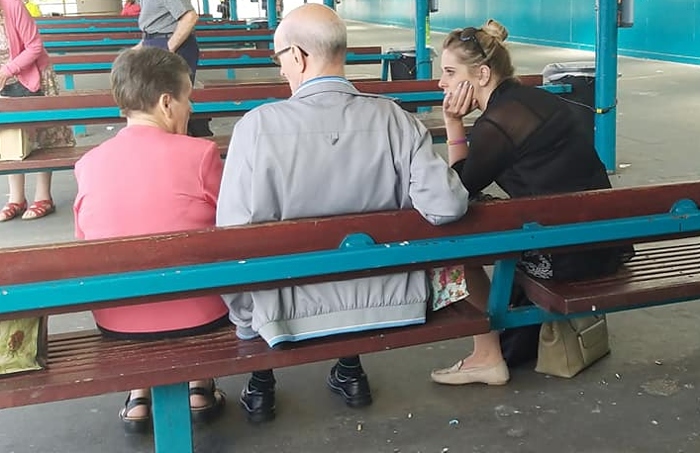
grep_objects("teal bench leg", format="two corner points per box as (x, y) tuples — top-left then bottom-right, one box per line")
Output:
(487, 258), (517, 331)
(381, 60), (389, 81)
(63, 74), (87, 137)
(227, 68), (236, 79)
(152, 382), (193, 453)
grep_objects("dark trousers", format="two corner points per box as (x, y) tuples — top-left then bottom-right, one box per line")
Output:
(0, 82), (43, 98)
(143, 33), (199, 82)
(142, 33), (212, 137)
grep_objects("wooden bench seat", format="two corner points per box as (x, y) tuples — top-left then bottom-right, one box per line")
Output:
(0, 302), (488, 409)
(516, 240), (700, 315)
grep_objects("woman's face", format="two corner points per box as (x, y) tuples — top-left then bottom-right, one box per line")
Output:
(438, 48), (477, 96)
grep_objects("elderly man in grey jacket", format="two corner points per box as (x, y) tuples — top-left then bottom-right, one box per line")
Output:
(217, 4), (469, 424)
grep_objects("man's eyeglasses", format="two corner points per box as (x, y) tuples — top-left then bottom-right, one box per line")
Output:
(271, 45), (309, 66)
(459, 27), (487, 59)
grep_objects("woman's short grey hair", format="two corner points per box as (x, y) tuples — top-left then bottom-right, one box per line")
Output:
(281, 17), (347, 63)
(110, 47), (191, 116)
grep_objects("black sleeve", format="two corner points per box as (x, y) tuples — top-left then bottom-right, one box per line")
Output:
(451, 118), (518, 195)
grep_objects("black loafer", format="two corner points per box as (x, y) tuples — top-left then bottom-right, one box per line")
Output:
(239, 383), (276, 424)
(326, 364), (373, 408)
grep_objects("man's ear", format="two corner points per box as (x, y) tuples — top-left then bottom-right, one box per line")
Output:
(292, 46), (306, 70)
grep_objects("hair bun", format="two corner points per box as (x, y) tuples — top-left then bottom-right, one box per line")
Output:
(482, 19), (509, 43)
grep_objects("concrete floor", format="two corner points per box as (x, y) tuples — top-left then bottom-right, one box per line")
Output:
(0, 21), (699, 453)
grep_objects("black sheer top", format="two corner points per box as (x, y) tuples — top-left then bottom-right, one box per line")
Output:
(452, 78), (610, 198)
(452, 79), (630, 281)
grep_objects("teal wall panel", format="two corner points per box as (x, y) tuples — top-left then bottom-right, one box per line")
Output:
(338, 0), (700, 65)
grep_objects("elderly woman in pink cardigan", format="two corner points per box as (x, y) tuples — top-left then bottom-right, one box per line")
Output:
(0, 0), (74, 222)
(73, 47), (227, 433)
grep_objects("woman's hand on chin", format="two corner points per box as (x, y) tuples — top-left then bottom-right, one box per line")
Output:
(443, 81), (477, 121)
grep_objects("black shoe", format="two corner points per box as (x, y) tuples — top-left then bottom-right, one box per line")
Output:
(239, 383), (276, 424)
(326, 364), (372, 408)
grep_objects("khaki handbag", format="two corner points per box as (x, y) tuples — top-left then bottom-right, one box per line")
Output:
(535, 315), (610, 378)
(0, 317), (48, 376)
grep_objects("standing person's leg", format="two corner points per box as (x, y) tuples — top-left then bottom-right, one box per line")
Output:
(22, 172), (55, 220)
(0, 83), (48, 221)
(1, 174), (27, 221)
(175, 34), (213, 137)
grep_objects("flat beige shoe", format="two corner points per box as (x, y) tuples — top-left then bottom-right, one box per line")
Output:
(430, 360), (510, 386)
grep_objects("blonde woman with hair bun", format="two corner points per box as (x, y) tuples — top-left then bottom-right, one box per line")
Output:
(430, 19), (631, 386)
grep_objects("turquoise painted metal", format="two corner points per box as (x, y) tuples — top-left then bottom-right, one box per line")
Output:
(414, 0), (431, 80)
(38, 23), (256, 34)
(324, 0), (336, 9)
(151, 383), (192, 453)
(37, 18), (140, 25)
(267, 0), (277, 28)
(51, 52), (402, 82)
(1, 199), (698, 318)
(43, 34), (273, 51)
(229, 0), (238, 21)
(594, 0), (619, 172)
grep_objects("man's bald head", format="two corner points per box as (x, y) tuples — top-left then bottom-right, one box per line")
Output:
(275, 4), (347, 65)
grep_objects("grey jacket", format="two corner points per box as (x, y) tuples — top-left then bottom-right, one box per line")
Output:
(217, 77), (469, 346)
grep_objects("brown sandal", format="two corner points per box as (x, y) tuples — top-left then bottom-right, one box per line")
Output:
(21, 199), (55, 220)
(0, 201), (27, 222)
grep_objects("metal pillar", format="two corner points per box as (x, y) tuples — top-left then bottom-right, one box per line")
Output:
(202, 0), (210, 15)
(267, 0), (277, 28)
(594, 0), (619, 172)
(229, 0), (237, 20)
(414, 0), (431, 80)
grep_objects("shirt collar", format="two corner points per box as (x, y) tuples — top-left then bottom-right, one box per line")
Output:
(294, 76), (353, 96)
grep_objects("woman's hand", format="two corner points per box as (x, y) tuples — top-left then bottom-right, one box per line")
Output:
(443, 81), (477, 122)
(0, 67), (10, 90)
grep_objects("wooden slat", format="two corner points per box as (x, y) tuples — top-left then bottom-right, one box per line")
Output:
(516, 241), (700, 314)
(48, 46), (384, 66)
(40, 28), (273, 42)
(0, 80), (440, 113)
(0, 303), (489, 408)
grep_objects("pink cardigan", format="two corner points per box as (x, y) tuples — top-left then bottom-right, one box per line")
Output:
(0, 0), (48, 92)
(74, 125), (228, 334)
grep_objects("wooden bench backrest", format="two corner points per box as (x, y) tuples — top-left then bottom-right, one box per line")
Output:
(1, 181), (699, 319)
(48, 46), (385, 66)
(40, 28), (273, 42)
(0, 77), (543, 128)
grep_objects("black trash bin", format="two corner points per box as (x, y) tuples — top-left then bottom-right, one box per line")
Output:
(388, 49), (417, 81)
(542, 62), (596, 144)
(387, 47), (435, 112)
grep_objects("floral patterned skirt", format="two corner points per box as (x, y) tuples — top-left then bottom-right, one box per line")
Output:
(27, 66), (76, 151)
